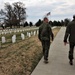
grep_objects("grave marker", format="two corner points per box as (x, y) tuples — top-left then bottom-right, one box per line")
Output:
(21, 33), (25, 40)
(12, 35), (16, 43)
(2, 36), (6, 43)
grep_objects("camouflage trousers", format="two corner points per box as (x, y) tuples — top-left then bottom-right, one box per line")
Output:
(69, 43), (75, 60)
(41, 40), (50, 60)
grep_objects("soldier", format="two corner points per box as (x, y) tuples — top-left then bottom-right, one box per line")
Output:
(38, 17), (54, 63)
(64, 15), (75, 65)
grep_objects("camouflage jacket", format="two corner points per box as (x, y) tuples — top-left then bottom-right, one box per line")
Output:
(38, 22), (54, 41)
(64, 20), (75, 43)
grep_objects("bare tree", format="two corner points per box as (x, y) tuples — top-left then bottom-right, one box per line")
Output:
(13, 2), (26, 28)
(4, 3), (13, 28)
(0, 2), (26, 28)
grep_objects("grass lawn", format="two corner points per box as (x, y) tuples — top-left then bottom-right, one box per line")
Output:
(0, 27), (61, 75)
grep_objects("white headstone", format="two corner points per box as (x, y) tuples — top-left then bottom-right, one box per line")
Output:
(34, 31), (36, 36)
(2, 36), (6, 43)
(21, 33), (25, 40)
(28, 33), (31, 37)
(12, 35), (16, 43)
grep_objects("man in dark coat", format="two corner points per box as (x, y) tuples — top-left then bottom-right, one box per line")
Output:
(38, 17), (54, 63)
(64, 15), (75, 65)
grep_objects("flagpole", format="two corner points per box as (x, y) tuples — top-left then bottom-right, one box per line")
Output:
(49, 12), (51, 21)
(42, 12), (51, 21)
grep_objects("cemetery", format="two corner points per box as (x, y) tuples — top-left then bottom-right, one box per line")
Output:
(0, 0), (75, 75)
(0, 27), (39, 47)
(0, 27), (60, 75)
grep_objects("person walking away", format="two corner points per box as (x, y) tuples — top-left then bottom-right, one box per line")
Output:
(64, 15), (75, 65)
(38, 17), (54, 63)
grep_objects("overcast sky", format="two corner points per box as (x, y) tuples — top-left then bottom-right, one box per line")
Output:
(0, 0), (75, 23)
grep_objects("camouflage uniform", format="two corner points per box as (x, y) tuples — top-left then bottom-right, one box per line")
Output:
(64, 18), (75, 61)
(38, 22), (54, 61)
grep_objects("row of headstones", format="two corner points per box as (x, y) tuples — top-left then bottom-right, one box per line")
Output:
(0, 26), (56, 35)
(1, 30), (39, 44)
(0, 29), (24, 34)
(0, 29), (27, 35)
(0, 27), (39, 35)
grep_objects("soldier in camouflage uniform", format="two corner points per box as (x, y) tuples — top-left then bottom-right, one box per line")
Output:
(38, 17), (54, 63)
(64, 15), (75, 65)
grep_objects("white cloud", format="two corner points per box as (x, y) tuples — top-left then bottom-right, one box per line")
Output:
(0, 0), (5, 9)
(0, 0), (75, 23)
